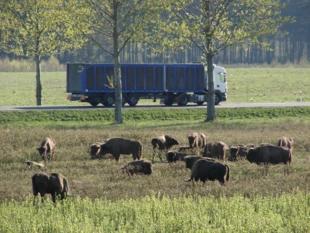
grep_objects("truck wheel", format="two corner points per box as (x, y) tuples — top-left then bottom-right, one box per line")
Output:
(164, 96), (174, 106)
(215, 94), (221, 105)
(90, 102), (99, 107)
(197, 101), (204, 106)
(128, 94), (139, 106)
(103, 94), (115, 106)
(178, 94), (188, 106)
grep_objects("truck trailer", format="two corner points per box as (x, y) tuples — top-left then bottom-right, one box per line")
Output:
(66, 63), (227, 107)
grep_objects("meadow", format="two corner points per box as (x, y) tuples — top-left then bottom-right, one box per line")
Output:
(0, 67), (310, 232)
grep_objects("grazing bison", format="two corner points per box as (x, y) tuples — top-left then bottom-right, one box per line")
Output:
(166, 151), (188, 163)
(246, 145), (292, 174)
(235, 144), (256, 160)
(98, 138), (143, 162)
(32, 173), (70, 203)
(277, 136), (294, 153)
(203, 141), (229, 160)
(184, 155), (215, 170)
(37, 137), (56, 162)
(151, 135), (179, 162)
(25, 160), (45, 169)
(186, 160), (230, 185)
(187, 132), (206, 149)
(121, 160), (152, 176)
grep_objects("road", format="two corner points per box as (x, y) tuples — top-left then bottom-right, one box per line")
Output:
(0, 102), (309, 111)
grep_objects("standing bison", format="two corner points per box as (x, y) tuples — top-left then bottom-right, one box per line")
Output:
(32, 173), (70, 203)
(121, 160), (152, 176)
(277, 136), (294, 153)
(203, 141), (228, 160)
(37, 137), (56, 162)
(187, 132), (206, 149)
(98, 138), (143, 162)
(246, 145), (292, 174)
(151, 135), (179, 162)
(186, 160), (230, 185)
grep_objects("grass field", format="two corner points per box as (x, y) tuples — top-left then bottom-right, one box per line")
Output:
(0, 67), (309, 106)
(0, 67), (310, 232)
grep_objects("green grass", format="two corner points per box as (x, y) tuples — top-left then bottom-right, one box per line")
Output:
(0, 67), (309, 106)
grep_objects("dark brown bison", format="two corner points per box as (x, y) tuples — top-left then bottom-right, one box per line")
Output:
(32, 173), (70, 203)
(203, 141), (228, 160)
(184, 155), (215, 170)
(277, 136), (294, 153)
(37, 137), (56, 162)
(98, 138), (143, 162)
(151, 135), (179, 162)
(121, 160), (152, 176)
(187, 132), (206, 149)
(166, 151), (188, 163)
(246, 145), (292, 174)
(186, 160), (230, 185)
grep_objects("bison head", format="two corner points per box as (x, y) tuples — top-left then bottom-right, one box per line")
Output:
(246, 149), (257, 163)
(37, 147), (47, 158)
(165, 136), (179, 149)
(187, 133), (198, 148)
(89, 143), (101, 159)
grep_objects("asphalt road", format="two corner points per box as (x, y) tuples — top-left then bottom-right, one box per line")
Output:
(0, 102), (309, 111)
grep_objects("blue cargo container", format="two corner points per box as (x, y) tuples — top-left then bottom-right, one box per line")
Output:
(66, 63), (227, 106)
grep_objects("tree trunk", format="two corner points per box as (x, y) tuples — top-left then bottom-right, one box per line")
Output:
(113, 0), (122, 124)
(35, 54), (42, 106)
(206, 53), (215, 122)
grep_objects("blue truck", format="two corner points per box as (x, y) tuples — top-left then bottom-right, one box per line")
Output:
(66, 63), (227, 106)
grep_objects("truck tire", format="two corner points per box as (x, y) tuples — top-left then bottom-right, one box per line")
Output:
(103, 94), (115, 106)
(197, 101), (204, 106)
(215, 93), (221, 105)
(178, 94), (188, 106)
(128, 93), (139, 106)
(164, 96), (174, 106)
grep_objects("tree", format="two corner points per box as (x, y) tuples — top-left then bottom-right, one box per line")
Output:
(75, 0), (161, 124)
(0, 0), (89, 106)
(155, 0), (292, 121)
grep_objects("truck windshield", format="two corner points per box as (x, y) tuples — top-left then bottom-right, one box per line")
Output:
(218, 72), (226, 82)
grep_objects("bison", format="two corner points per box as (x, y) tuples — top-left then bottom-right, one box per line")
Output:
(186, 160), (230, 185)
(184, 155), (215, 170)
(151, 135), (179, 162)
(277, 136), (294, 153)
(246, 145), (292, 174)
(32, 173), (70, 203)
(203, 141), (229, 160)
(98, 138), (143, 162)
(187, 132), (206, 149)
(121, 160), (152, 176)
(166, 151), (188, 163)
(37, 137), (56, 163)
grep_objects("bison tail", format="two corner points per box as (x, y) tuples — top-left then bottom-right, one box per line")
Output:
(225, 165), (230, 182)
(288, 151), (292, 164)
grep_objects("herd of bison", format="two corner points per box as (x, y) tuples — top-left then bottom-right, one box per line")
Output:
(29, 133), (293, 203)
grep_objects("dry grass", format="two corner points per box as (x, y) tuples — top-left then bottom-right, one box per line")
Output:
(0, 119), (309, 202)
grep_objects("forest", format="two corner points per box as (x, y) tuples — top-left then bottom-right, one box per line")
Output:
(0, 0), (309, 66)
